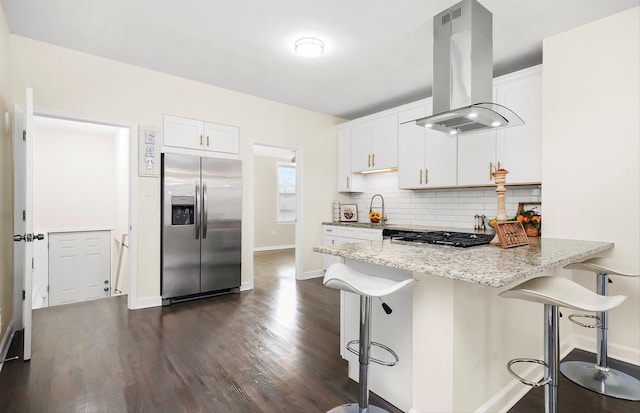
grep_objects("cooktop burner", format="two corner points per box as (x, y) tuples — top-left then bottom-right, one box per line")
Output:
(383, 229), (493, 248)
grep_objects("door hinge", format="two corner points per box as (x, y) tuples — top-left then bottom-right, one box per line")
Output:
(22, 210), (26, 221)
(22, 290), (25, 300)
(47, 285), (49, 293)
(23, 130), (26, 141)
(32, 257), (35, 269)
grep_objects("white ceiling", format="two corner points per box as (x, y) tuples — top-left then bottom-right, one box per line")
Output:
(2, 0), (638, 120)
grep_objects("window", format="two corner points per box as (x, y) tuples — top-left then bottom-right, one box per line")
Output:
(277, 163), (296, 223)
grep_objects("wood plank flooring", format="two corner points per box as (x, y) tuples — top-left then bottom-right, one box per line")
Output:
(0, 249), (638, 412)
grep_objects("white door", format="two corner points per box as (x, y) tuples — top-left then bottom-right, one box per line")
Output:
(49, 231), (111, 306)
(12, 88), (39, 360)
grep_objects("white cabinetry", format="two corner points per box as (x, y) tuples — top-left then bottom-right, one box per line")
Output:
(337, 128), (364, 192)
(163, 115), (239, 156)
(350, 114), (398, 173)
(398, 101), (458, 189)
(457, 66), (542, 186)
(322, 225), (382, 270)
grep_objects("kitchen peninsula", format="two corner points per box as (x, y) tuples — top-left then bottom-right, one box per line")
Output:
(314, 234), (614, 412)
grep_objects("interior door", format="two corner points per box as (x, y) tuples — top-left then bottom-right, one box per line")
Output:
(12, 88), (37, 360)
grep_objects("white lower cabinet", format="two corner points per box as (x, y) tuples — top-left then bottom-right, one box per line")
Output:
(322, 225), (382, 270)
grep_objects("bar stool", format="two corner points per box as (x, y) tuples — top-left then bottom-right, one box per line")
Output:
(561, 258), (640, 400)
(499, 276), (626, 413)
(323, 262), (416, 413)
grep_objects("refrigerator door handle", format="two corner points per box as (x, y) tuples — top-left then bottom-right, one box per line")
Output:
(202, 182), (208, 239)
(195, 181), (200, 240)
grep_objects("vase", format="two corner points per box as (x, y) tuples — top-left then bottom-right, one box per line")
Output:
(525, 227), (540, 237)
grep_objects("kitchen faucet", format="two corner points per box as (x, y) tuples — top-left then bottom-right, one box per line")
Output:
(369, 194), (386, 223)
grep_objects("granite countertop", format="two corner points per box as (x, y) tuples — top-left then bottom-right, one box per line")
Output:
(313, 237), (614, 288)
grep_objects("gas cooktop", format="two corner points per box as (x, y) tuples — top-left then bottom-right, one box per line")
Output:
(383, 229), (493, 248)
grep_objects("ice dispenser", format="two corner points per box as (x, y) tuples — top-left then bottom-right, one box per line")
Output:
(171, 196), (195, 225)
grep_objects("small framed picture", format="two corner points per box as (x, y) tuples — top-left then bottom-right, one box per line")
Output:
(340, 204), (358, 222)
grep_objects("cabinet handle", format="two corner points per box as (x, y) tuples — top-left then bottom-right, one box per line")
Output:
(367, 154), (371, 167)
(498, 161), (501, 170)
(419, 169), (423, 184)
(489, 162), (495, 180)
(206, 135), (210, 147)
(200, 134), (203, 146)
(346, 176), (350, 189)
(371, 153), (375, 167)
(425, 168), (429, 184)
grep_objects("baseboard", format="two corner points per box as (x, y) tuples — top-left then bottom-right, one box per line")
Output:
(240, 281), (253, 291)
(253, 245), (295, 252)
(473, 340), (574, 413)
(574, 333), (640, 366)
(298, 269), (324, 280)
(0, 319), (15, 373)
(131, 295), (162, 309)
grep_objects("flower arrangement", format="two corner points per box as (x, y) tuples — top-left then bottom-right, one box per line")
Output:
(514, 209), (541, 229)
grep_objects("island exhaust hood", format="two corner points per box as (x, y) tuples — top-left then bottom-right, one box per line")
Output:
(413, 0), (523, 135)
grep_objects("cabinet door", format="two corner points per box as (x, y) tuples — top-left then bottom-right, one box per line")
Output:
(350, 122), (373, 172)
(163, 115), (204, 150)
(496, 68), (542, 184)
(457, 129), (497, 186)
(337, 128), (363, 192)
(398, 105), (427, 189)
(371, 114), (398, 170)
(203, 122), (239, 154)
(425, 127), (458, 187)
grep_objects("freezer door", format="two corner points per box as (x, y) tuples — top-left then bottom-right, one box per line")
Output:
(200, 157), (242, 292)
(162, 153), (202, 298)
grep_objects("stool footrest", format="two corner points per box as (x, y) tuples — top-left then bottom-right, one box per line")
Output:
(346, 340), (399, 367)
(507, 358), (552, 388)
(568, 313), (601, 328)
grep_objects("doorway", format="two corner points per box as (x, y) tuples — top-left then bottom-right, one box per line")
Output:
(250, 143), (303, 288)
(31, 115), (130, 308)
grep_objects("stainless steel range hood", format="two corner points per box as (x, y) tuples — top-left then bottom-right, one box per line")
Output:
(413, 0), (523, 135)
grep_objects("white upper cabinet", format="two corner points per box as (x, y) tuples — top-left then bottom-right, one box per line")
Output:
(495, 67), (542, 184)
(457, 65), (542, 186)
(163, 115), (240, 156)
(337, 128), (364, 192)
(398, 101), (457, 189)
(350, 114), (398, 173)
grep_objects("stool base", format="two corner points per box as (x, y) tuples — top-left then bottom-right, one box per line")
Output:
(560, 361), (640, 401)
(328, 403), (389, 413)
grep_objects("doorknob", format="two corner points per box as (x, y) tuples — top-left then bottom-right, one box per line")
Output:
(13, 233), (45, 242)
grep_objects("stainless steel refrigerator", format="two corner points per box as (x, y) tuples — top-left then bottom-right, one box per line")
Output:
(161, 153), (242, 305)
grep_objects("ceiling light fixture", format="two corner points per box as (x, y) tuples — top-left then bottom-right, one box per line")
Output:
(295, 37), (324, 58)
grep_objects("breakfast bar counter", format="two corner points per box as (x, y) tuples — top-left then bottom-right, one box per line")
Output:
(313, 237), (614, 287)
(313, 237), (615, 412)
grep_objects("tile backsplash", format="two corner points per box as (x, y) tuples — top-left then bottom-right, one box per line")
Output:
(347, 173), (541, 229)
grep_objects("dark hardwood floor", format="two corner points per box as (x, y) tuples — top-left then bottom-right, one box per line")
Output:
(0, 249), (638, 412)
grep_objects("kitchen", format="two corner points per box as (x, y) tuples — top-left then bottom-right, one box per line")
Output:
(0, 1), (638, 413)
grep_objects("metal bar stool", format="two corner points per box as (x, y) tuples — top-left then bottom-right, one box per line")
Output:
(323, 262), (416, 413)
(499, 276), (626, 413)
(561, 258), (640, 400)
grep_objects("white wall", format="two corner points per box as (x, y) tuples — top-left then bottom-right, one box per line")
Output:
(542, 7), (640, 363)
(0, 3), (13, 344)
(9, 35), (341, 304)
(254, 155), (295, 250)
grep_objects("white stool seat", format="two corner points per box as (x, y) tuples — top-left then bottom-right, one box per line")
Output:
(563, 257), (640, 277)
(324, 263), (416, 297)
(499, 276), (626, 312)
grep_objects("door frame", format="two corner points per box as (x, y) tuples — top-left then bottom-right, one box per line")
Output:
(248, 141), (304, 287)
(14, 105), (139, 311)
